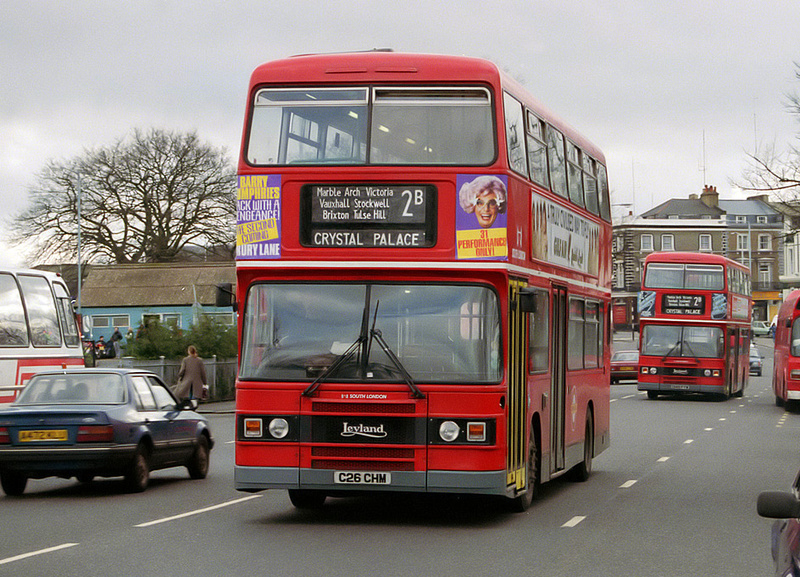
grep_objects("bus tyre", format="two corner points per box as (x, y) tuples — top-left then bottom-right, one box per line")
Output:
(511, 428), (541, 512)
(647, 391), (659, 400)
(1, 471), (27, 496)
(288, 489), (326, 509)
(570, 413), (593, 483)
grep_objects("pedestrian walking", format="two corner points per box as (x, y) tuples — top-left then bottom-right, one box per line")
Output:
(175, 345), (208, 401)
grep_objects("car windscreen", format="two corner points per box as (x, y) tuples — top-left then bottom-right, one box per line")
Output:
(15, 373), (126, 404)
(612, 351), (638, 362)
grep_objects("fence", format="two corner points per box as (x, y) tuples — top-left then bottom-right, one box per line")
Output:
(99, 356), (238, 400)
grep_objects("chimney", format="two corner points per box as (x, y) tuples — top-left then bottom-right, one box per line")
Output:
(700, 185), (719, 208)
(689, 194), (699, 199)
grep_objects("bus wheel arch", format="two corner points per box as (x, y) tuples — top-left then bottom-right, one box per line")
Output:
(570, 404), (593, 482)
(510, 415), (542, 512)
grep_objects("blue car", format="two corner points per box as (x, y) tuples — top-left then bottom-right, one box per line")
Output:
(0, 368), (213, 495)
(758, 471), (800, 576)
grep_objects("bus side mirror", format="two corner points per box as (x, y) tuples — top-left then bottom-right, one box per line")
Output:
(518, 288), (537, 313)
(216, 283), (237, 311)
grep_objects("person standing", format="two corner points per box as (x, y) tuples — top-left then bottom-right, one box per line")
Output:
(109, 328), (123, 359)
(175, 345), (208, 401)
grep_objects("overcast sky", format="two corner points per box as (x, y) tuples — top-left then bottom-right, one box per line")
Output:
(1, 1), (798, 267)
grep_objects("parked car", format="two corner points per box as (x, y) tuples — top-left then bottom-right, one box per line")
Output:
(610, 350), (639, 384)
(758, 470), (800, 576)
(752, 320), (771, 337)
(0, 369), (213, 496)
(750, 345), (763, 376)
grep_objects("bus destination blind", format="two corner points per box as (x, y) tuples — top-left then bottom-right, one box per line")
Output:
(301, 184), (436, 248)
(662, 294), (705, 316)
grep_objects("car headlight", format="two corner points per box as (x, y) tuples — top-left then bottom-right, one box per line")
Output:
(268, 418), (289, 439)
(439, 421), (460, 442)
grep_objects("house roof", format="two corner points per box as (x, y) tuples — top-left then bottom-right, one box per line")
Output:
(718, 199), (778, 216)
(641, 198), (724, 219)
(81, 262), (235, 307)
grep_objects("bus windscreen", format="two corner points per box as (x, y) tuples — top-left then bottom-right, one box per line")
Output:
(239, 283), (501, 383)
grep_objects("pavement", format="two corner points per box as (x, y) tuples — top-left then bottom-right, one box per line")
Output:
(196, 399), (236, 414)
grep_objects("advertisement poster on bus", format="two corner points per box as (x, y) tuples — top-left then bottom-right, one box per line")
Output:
(455, 174), (508, 260)
(531, 191), (599, 276)
(236, 174), (281, 260)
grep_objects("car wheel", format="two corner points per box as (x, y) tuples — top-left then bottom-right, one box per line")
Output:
(124, 443), (150, 493)
(570, 412), (593, 482)
(510, 426), (541, 512)
(187, 436), (210, 480)
(1, 471), (27, 496)
(288, 489), (326, 509)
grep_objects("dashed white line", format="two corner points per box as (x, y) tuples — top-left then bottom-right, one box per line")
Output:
(562, 515), (586, 527)
(704, 428), (713, 431)
(684, 439), (694, 444)
(657, 457), (670, 462)
(620, 480), (637, 488)
(135, 495), (261, 527)
(0, 543), (79, 566)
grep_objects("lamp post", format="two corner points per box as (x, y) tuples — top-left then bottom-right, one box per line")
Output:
(76, 174), (82, 322)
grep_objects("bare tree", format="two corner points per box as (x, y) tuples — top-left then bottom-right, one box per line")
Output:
(739, 62), (800, 204)
(10, 128), (236, 264)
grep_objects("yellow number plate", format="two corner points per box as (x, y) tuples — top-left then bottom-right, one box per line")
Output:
(19, 429), (68, 442)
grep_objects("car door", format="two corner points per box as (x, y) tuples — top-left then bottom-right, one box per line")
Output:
(147, 376), (196, 463)
(131, 375), (175, 468)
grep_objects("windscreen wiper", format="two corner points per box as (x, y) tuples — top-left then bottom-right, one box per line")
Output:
(302, 286), (372, 397)
(302, 336), (365, 397)
(661, 340), (682, 361)
(369, 302), (424, 399)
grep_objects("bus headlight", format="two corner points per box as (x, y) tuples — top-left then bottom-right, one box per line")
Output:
(649, 367), (657, 375)
(704, 369), (711, 377)
(268, 418), (289, 439)
(439, 421), (460, 442)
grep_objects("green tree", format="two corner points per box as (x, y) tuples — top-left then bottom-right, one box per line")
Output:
(184, 316), (238, 359)
(126, 318), (186, 360)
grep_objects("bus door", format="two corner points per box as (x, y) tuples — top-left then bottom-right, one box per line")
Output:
(507, 279), (528, 493)
(551, 285), (568, 471)
(726, 327), (738, 395)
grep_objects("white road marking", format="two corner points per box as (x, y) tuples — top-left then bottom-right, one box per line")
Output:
(620, 480), (637, 488)
(0, 543), (78, 566)
(684, 439), (694, 444)
(135, 495), (261, 527)
(704, 428), (713, 431)
(657, 457), (670, 462)
(562, 516), (586, 527)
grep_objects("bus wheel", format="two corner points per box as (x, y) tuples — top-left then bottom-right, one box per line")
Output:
(570, 412), (593, 482)
(288, 489), (326, 509)
(776, 395), (785, 407)
(510, 428), (541, 512)
(647, 391), (659, 400)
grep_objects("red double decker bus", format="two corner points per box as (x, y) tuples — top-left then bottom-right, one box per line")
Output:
(637, 252), (752, 400)
(772, 289), (800, 406)
(227, 51), (612, 510)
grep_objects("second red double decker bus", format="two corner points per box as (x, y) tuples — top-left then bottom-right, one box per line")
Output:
(226, 51), (612, 510)
(637, 252), (752, 400)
